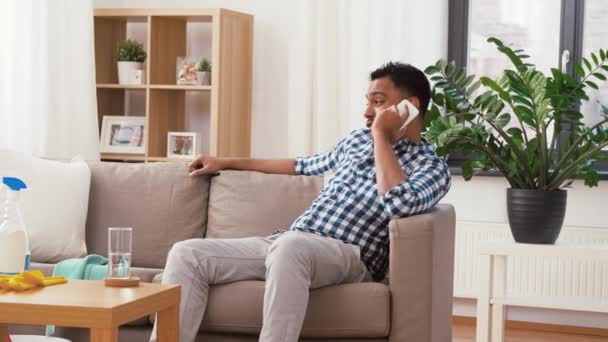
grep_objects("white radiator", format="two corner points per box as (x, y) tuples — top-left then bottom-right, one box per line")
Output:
(454, 221), (608, 300)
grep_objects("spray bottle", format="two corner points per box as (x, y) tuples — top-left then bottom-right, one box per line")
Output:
(0, 177), (30, 274)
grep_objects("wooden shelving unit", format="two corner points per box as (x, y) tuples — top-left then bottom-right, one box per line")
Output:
(94, 8), (253, 162)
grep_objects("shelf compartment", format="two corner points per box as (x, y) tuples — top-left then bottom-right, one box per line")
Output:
(96, 89), (146, 117)
(149, 15), (213, 86)
(94, 16), (148, 84)
(149, 17), (187, 85)
(148, 89), (186, 158)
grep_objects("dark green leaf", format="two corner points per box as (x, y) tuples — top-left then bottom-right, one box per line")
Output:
(507, 127), (524, 146)
(436, 59), (447, 70)
(574, 64), (585, 77)
(583, 58), (592, 71)
(454, 68), (466, 84)
(514, 105), (536, 126)
(490, 101), (505, 115)
(480, 77), (511, 102)
(585, 80), (599, 89)
(423, 105), (441, 131)
(600, 49), (606, 60)
(485, 107), (498, 121)
(446, 62), (456, 77)
(461, 160), (474, 181)
(496, 113), (511, 127)
(459, 75), (476, 88)
(433, 92), (445, 106)
(602, 65), (608, 72)
(593, 72), (607, 81)
(467, 80), (482, 97)
(487, 37), (504, 46)
(424, 66), (440, 75)
(474, 90), (493, 107)
(592, 52), (599, 65)
(580, 165), (600, 188)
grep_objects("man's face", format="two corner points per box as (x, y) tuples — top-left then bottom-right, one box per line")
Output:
(364, 77), (404, 128)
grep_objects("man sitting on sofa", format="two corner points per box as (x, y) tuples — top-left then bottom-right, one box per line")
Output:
(150, 62), (451, 342)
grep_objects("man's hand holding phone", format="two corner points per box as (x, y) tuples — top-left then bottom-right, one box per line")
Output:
(371, 99), (419, 143)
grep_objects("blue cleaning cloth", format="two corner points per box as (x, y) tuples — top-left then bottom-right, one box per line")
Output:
(46, 254), (109, 336)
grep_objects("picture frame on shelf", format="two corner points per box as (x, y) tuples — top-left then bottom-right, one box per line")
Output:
(167, 132), (201, 159)
(176, 57), (199, 85)
(100, 116), (146, 154)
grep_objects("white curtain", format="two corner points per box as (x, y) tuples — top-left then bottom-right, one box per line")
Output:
(0, 0), (100, 161)
(287, 0), (449, 157)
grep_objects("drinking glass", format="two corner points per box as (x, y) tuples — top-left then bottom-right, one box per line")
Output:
(108, 227), (132, 279)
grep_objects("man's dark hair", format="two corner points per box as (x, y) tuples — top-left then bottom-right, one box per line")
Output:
(370, 62), (431, 117)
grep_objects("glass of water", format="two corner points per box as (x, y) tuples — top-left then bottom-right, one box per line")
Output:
(108, 227), (132, 279)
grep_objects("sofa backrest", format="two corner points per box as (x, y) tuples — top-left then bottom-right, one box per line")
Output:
(85, 161), (210, 268)
(206, 170), (323, 239)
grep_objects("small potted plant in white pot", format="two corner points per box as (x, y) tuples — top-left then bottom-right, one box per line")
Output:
(116, 39), (147, 85)
(197, 58), (212, 85)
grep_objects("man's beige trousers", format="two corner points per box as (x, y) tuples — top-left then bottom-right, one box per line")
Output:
(150, 230), (370, 342)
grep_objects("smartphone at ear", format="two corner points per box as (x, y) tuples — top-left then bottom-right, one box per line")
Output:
(396, 99), (420, 130)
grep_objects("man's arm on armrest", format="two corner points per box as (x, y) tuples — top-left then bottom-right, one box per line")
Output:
(189, 156), (295, 176)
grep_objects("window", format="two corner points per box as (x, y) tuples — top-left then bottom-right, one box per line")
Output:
(581, 0), (608, 131)
(448, 0), (608, 173)
(468, 0), (561, 79)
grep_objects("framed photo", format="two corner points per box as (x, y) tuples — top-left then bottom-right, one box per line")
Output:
(176, 57), (198, 85)
(167, 132), (201, 159)
(100, 116), (146, 154)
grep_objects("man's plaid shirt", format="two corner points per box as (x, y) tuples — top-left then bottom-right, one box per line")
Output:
(289, 128), (451, 281)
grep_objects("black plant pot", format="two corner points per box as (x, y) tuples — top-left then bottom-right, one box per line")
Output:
(506, 189), (567, 244)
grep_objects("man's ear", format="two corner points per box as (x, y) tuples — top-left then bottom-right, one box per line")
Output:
(408, 96), (421, 110)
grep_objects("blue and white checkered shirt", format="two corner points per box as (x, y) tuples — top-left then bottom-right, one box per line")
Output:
(290, 128), (451, 281)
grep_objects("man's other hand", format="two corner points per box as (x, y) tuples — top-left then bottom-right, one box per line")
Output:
(188, 155), (224, 177)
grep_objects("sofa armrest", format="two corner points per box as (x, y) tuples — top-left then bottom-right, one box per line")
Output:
(388, 203), (456, 342)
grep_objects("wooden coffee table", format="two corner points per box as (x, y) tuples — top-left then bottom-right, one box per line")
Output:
(0, 280), (180, 342)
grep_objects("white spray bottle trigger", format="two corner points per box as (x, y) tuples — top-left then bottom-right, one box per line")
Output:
(396, 99), (419, 130)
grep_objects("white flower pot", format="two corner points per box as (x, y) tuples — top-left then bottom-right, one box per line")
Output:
(197, 71), (211, 86)
(117, 61), (143, 85)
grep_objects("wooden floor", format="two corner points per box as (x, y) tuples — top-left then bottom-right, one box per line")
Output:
(453, 323), (608, 341)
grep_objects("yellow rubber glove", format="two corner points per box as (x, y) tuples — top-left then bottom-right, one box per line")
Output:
(0, 270), (67, 292)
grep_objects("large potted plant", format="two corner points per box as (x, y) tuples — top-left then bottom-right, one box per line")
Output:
(116, 39), (147, 85)
(424, 38), (608, 244)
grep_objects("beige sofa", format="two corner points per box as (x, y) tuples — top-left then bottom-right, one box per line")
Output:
(10, 161), (456, 342)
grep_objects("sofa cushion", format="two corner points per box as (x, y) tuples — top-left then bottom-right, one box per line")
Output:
(85, 162), (210, 268)
(0, 150), (90, 263)
(201, 281), (390, 338)
(206, 171), (323, 238)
